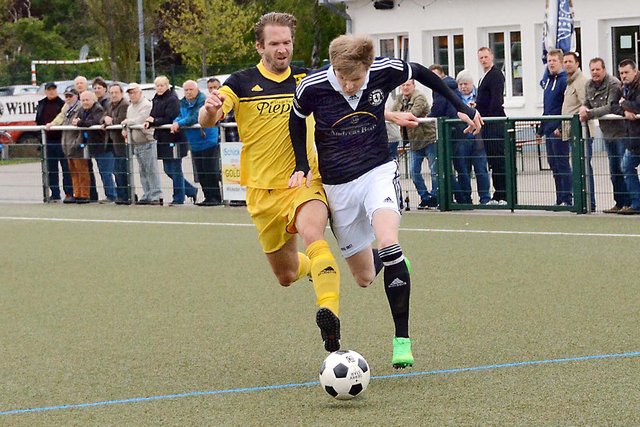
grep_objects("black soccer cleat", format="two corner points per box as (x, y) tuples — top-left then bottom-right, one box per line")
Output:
(316, 308), (341, 352)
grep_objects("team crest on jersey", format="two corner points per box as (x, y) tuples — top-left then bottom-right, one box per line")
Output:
(293, 73), (306, 85)
(368, 89), (384, 106)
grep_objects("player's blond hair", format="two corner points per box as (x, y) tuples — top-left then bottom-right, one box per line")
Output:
(329, 34), (374, 76)
(254, 12), (297, 46)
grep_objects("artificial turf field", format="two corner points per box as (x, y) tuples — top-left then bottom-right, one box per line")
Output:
(1, 204), (639, 426)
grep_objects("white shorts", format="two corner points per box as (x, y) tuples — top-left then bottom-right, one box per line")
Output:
(324, 161), (402, 258)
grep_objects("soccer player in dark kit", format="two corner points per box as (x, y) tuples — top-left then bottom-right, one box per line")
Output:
(289, 34), (482, 368)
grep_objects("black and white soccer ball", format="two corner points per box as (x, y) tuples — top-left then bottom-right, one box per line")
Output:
(319, 350), (370, 400)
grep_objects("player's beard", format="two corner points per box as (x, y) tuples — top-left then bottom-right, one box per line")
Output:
(264, 51), (291, 74)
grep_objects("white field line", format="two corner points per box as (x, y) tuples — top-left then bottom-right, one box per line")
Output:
(1, 216), (639, 238)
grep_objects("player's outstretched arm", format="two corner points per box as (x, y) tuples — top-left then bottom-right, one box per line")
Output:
(288, 111), (313, 188)
(385, 110), (420, 128)
(410, 62), (484, 135)
(198, 91), (225, 128)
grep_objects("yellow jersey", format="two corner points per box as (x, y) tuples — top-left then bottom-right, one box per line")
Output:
(220, 62), (319, 189)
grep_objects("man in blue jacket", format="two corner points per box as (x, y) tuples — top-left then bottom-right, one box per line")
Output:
(428, 64), (470, 204)
(172, 80), (222, 206)
(537, 48), (571, 206)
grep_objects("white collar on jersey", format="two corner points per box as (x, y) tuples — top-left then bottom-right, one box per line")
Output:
(327, 65), (371, 111)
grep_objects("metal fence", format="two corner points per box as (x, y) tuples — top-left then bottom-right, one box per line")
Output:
(0, 115), (638, 213)
(397, 114), (638, 214)
(0, 123), (236, 205)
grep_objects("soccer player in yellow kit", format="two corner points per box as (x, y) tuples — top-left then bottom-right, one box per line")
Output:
(198, 12), (341, 352)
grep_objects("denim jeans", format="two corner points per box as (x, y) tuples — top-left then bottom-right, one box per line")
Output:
(622, 148), (640, 210)
(452, 140), (472, 203)
(45, 141), (73, 199)
(482, 123), (506, 201)
(94, 151), (117, 200)
(133, 142), (162, 201)
(388, 141), (399, 160)
(162, 158), (197, 204)
(605, 139), (629, 207)
(410, 144), (437, 202)
(457, 138), (491, 204)
(192, 146), (222, 203)
(545, 136), (573, 205)
(113, 155), (130, 202)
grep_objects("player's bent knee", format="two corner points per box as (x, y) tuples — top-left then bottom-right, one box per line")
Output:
(354, 273), (375, 288)
(274, 270), (297, 287)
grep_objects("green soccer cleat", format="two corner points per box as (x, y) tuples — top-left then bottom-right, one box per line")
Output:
(392, 337), (414, 369)
(404, 257), (412, 274)
(316, 308), (341, 352)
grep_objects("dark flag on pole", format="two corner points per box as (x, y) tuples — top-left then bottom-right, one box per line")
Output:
(542, 0), (576, 63)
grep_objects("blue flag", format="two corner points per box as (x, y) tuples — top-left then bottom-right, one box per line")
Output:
(542, 0), (576, 63)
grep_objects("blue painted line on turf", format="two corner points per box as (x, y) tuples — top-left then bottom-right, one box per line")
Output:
(1, 350), (639, 416)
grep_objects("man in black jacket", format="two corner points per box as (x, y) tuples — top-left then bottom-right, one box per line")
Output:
(615, 59), (640, 215)
(36, 82), (72, 202)
(476, 47), (507, 204)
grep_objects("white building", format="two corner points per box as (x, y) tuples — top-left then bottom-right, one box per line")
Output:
(338, 0), (640, 116)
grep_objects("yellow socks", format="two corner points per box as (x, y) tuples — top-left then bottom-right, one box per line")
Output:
(306, 240), (340, 316)
(294, 252), (311, 282)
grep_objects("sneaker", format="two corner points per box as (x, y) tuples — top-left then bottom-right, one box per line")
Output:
(498, 200), (508, 206)
(486, 200), (500, 205)
(47, 198), (62, 204)
(316, 308), (340, 352)
(99, 198), (115, 204)
(404, 257), (412, 274)
(603, 205), (622, 214)
(426, 197), (438, 208)
(618, 206), (640, 215)
(63, 196), (76, 204)
(392, 337), (414, 369)
(417, 199), (429, 210)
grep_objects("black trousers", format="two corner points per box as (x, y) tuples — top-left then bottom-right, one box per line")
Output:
(192, 145), (222, 203)
(482, 122), (506, 201)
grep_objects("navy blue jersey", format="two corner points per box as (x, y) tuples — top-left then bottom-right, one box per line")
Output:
(292, 57), (411, 185)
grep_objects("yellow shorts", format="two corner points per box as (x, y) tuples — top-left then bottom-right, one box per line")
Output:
(246, 179), (327, 254)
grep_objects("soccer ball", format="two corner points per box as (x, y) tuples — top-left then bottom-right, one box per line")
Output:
(319, 350), (370, 400)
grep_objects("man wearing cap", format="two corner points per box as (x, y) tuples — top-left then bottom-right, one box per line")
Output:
(121, 83), (163, 205)
(36, 82), (71, 203)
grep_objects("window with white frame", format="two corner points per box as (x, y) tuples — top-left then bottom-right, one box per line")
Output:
(432, 33), (465, 77)
(488, 29), (523, 97)
(378, 35), (409, 60)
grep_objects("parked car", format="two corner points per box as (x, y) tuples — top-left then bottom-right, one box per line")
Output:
(36, 80), (76, 95)
(139, 83), (184, 100)
(196, 74), (231, 93)
(0, 85), (39, 96)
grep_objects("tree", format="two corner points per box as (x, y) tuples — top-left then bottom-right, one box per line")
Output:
(0, 17), (72, 84)
(245, 0), (346, 68)
(85, 0), (162, 82)
(159, 0), (258, 77)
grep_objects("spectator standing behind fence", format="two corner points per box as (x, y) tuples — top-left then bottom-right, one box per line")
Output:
(476, 47), (507, 205)
(561, 52), (588, 208)
(36, 82), (72, 203)
(537, 49), (571, 206)
(144, 75), (197, 206)
(613, 59), (640, 215)
(580, 58), (627, 213)
(76, 88), (115, 204)
(456, 70), (491, 205)
(429, 64), (470, 204)
(122, 83), (162, 205)
(74, 75), (99, 202)
(73, 92), (106, 194)
(55, 89), (90, 203)
(93, 77), (111, 110)
(391, 79), (438, 209)
(102, 84), (130, 204)
(207, 77), (239, 143)
(171, 80), (222, 206)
